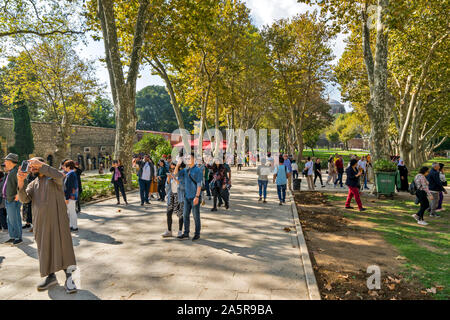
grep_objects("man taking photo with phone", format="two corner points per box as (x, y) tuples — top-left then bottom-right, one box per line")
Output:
(2, 153), (22, 245)
(17, 157), (77, 293)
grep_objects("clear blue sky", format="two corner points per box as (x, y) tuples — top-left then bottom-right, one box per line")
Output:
(76, 0), (349, 109)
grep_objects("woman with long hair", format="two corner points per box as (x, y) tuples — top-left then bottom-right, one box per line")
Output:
(110, 160), (128, 205)
(162, 162), (185, 238)
(413, 167), (433, 225)
(157, 159), (168, 201)
(326, 155), (337, 186)
(209, 160), (230, 211)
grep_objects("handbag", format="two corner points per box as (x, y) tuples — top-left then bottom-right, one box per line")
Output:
(149, 178), (158, 193)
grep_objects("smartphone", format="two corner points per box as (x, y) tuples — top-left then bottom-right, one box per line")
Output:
(20, 160), (29, 172)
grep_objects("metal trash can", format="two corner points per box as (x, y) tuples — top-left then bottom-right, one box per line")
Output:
(374, 171), (397, 199)
(293, 178), (301, 191)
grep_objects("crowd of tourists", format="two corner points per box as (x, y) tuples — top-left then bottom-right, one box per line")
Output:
(0, 148), (447, 295)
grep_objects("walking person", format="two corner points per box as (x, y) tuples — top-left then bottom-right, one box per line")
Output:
(175, 153), (203, 241)
(0, 169), (8, 232)
(2, 153), (22, 245)
(334, 155), (344, 188)
(283, 154), (293, 191)
(257, 160), (270, 203)
(357, 156), (369, 190)
(326, 156), (337, 186)
(110, 160), (128, 205)
(209, 160), (230, 211)
(162, 162), (184, 238)
(344, 159), (366, 212)
(397, 159), (409, 192)
(426, 162), (447, 217)
(292, 160), (299, 180)
(133, 154), (154, 206)
(436, 163), (446, 212)
(17, 157), (78, 293)
(313, 158), (325, 188)
(412, 167), (433, 226)
(204, 160), (212, 201)
(273, 157), (288, 205)
(157, 159), (168, 201)
(62, 160), (79, 232)
(74, 162), (83, 213)
(304, 157), (314, 191)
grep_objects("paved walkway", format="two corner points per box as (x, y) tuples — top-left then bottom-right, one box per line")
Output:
(0, 167), (313, 300)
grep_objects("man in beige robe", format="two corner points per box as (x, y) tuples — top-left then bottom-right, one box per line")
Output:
(17, 158), (77, 294)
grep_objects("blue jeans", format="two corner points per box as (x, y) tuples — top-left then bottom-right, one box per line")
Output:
(183, 197), (201, 236)
(277, 184), (286, 202)
(334, 171), (343, 187)
(139, 179), (151, 204)
(258, 180), (268, 199)
(5, 200), (22, 240)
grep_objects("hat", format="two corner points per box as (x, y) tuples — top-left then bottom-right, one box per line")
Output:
(4, 153), (19, 163)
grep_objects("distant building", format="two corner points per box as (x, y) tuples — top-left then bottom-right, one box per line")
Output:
(328, 99), (346, 115)
(0, 117), (182, 167)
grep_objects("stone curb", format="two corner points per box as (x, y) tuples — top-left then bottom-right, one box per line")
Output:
(288, 189), (321, 300)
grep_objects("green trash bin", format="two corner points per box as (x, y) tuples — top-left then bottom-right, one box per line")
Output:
(374, 171), (397, 199)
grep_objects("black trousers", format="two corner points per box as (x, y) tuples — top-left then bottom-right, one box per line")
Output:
(158, 177), (166, 200)
(416, 190), (429, 221)
(314, 171), (323, 186)
(113, 179), (127, 203)
(0, 207), (7, 229)
(293, 170), (298, 179)
(213, 186), (229, 208)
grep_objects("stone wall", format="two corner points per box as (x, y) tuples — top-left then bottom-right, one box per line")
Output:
(0, 118), (180, 166)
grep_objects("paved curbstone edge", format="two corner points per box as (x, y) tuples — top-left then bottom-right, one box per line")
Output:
(288, 189), (321, 300)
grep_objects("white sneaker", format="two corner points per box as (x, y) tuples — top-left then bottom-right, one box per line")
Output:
(412, 214), (419, 221)
(162, 230), (172, 238)
(177, 231), (183, 237)
(418, 220), (428, 226)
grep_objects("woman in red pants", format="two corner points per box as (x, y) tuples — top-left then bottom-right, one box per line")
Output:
(345, 159), (367, 212)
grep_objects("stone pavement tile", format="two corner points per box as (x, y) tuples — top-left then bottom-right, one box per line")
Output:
(237, 292), (271, 300)
(197, 288), (238, 300)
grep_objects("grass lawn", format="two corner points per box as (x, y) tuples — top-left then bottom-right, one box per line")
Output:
(80, 173), (139, 202)
(408, 157), (450, 185)
(326, 192), (449, 300)
(302, 148), (369, 163)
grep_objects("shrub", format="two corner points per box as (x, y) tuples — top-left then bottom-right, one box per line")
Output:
(373, 159), (398, 172)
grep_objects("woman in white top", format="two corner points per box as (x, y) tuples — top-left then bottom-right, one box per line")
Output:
(291, 160), (299, 179)
(304, 157), (315, 191)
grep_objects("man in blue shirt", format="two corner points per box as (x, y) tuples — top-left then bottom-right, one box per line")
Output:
(273, 157), (289, 205)
(175, 152), (203, 241)
(283, 154), (293, 191)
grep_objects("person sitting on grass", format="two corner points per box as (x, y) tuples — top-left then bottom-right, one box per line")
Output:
(344, 159), (366, 212)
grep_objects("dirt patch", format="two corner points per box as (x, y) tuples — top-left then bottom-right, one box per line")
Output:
(294, 191), (431, 300)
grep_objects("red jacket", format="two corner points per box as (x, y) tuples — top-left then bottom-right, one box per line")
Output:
(335, 159), (344, 170)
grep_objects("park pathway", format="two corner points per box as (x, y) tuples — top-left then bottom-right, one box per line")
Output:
(0, 167), (316, 300)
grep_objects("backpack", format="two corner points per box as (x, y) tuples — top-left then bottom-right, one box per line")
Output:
(408, 180), (418, 195)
